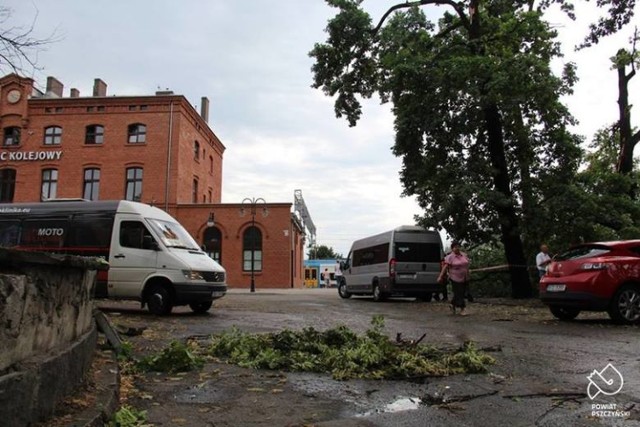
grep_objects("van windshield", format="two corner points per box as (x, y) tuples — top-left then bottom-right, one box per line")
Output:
(147, 218), (200, 250)
(395, 242), (441, 263)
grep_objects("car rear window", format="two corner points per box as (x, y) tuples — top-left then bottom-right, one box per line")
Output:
(395, 242), (441, 262)
(555, 245), (610, 261)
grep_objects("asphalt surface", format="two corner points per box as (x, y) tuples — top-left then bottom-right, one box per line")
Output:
(100, 288), (640, 427)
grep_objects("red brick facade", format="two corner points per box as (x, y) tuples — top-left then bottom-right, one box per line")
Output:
(0, 74), (305, 288)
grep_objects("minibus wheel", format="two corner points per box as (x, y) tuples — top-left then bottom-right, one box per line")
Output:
(189, 301), (213, 314)
(147, 285), (173, 315)
(338, 281), (351, 299)
(372, 283), (386, 302)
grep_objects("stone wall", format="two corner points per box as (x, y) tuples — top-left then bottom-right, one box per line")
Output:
(0, 249), (103, 426)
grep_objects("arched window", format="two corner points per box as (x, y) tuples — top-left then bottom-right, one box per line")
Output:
(44, 126), (62, 145)
(85, 125), (104, 144)
(3, 127), (20, 146)
(125, 167), (143, 201)
(243, 226), (262, 272)
(194, 140), (200, 160)
(0, 168), (16, 202)
(83, 168), (100, 200)
(41, 169), (58, 200)
(127, 123), (146, 144)
(203, 226), (222, 264)
(192, 179), (198, 203)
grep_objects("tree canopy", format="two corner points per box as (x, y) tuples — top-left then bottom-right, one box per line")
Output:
(308, 244), (343, 260)
(310, 0), (637, 298)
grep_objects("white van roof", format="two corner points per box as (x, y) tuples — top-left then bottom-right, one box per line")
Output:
(349, 225), (440, 252)
(394, 225), (437, 233)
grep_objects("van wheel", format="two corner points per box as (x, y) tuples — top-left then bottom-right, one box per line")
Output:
(372, 284), (386, 302)
(549, 306), (580, 321)
(189, 301), (213, 314)
(608, 284), (640, 324)
(338, 281), (352, 299)
(147, 285), (173, 315)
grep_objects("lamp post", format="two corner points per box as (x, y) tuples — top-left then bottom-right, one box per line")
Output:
(241, 197), (267, 293)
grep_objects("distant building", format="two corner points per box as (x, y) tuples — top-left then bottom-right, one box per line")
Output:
(0, 73), (306, 288)
(304, 259), (340, 288)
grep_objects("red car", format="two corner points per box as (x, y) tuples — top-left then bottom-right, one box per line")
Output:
(540, 240), (640, 324)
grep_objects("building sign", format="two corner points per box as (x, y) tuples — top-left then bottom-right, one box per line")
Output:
(0, 151), (63, 161)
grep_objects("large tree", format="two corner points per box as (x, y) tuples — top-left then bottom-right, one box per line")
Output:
(612, 29), (640, 175)
(311, 0), (586, 297)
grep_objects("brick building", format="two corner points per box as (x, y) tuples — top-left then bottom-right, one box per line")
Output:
(0, 73), (306, 288)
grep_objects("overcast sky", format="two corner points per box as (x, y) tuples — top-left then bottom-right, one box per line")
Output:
(6, 0), (640, 256)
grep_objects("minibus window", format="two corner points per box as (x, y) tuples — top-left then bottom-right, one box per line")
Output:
(120, 221), (154, 250)
(147, 218), (200, 250)
(20, 218), (68, 249)
(68, 215), (112, 250)
(395, 242), (441, 263)
(0, 220), (20, 247)
(352, 243), (389, 267)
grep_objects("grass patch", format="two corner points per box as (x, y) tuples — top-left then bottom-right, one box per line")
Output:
(205, 315), (494, 380)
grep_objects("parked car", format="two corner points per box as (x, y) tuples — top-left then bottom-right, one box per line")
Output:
(539, 240), (640, 324)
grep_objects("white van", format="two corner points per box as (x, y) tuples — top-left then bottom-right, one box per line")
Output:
(0, 200), (226, 314)
(339, 226), (444, 301)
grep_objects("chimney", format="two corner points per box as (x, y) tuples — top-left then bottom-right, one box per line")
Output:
(93, 78), (107, 97)
(200, 96), (209, 123)
(46, 76), (63, 97)
(70, 88), (80, 98)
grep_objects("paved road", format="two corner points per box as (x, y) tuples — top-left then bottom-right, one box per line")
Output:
(102, 289), (640, 426)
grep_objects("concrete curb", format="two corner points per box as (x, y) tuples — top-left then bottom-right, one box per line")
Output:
(0, 325), (98, 426)
(69, 348), (120, 427)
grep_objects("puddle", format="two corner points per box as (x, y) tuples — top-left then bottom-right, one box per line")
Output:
(173, 381), (235, 404)
(357, 397), (423, 417)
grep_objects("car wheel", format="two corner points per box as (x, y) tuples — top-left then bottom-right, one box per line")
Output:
(189, 300), (213, 314)
(418, 294), (433, 302)
(372, 283), (386, 302)
(147, 285), (173, 315)
(549, 306), (580, 321)
(338, 281), (352, 299)
(608, 284), (640, 324)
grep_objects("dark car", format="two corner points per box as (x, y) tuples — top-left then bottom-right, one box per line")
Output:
(539, 240), (640, 324)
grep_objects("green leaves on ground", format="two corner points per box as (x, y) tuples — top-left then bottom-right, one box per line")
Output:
(137, 340), (204, 373)
(206, 315), (494, 380)
(109, 405), (147, 427)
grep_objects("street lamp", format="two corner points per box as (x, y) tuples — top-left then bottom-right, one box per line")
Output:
(206, 211), (215, 227)
(240, 197), (267, 293)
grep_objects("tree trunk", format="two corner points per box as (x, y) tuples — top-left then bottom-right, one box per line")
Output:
(469, 0), (532, 298)
(512, 106), (535, 254)
(484, 104), (533, 298)
(616, 53), (637, 175)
